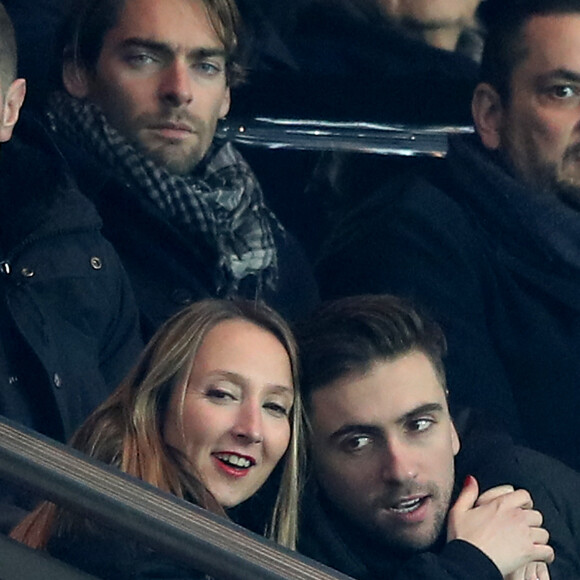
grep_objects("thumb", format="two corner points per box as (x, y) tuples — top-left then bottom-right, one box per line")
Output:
(450, 475), (479, 514)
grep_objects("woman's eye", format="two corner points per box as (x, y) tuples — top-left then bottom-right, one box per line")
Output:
(206, 387), (235, 402)
(264, 402), (289, 417)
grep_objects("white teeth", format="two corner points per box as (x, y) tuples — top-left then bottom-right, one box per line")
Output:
(215, 453), (251, 468)
(391, 498), (422, 513)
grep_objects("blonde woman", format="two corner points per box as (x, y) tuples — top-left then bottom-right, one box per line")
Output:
(12, 298), (303, 578)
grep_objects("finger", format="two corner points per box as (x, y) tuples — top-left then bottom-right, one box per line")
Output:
(509, 567), (525, 580)
(530, 526), (550, 546)
(523, 509), (544, 528)
(525, 562), (550, 580)
(513, 488), (534, 510)
(532, 544), (555, 565)
(450, 475), (479, 514)
(475, 484), (515, 506)
(524, 562), (538, 580)
(495, 488), (534, 510)
(537, 562), (551, 580)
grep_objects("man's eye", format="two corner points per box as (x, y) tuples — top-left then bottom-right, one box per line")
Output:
(195, 61), (223, 76)
(550, 84), (577, 99)
(408, 418), (434, 433)
(126, 53), (157, 68)
(341, 435), (372, 452)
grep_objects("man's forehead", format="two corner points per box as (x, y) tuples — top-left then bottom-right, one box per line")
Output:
(309, 352), (447, 427)
(105, 0), (224, 52)
(519, 13), (580, 69)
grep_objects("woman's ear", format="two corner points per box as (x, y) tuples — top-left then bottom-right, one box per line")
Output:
(62, 57), (90, 98)
(472, 82), (504, 151)
(0, 78), (26, 143)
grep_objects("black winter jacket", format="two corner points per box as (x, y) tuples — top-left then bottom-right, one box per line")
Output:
(0, 115), (143, 442)
(318, 133), (580, 470)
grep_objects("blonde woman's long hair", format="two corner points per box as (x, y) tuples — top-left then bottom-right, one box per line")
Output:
(12, 299), (304, 550)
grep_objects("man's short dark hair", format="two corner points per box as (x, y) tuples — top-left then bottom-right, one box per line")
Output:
(479, 0), (580, 102)
(61, 0), (245, 87)
(0, 2), (17, 91)
(296, 294), (447, 409)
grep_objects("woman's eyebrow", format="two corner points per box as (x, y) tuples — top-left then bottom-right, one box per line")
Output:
(207, 371), (293, 393)
(267, 384), (294, 396)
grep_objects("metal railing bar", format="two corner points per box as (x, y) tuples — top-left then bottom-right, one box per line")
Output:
(219, 117), (474, 157)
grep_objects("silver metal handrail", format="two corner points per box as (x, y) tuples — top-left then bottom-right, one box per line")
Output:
(220, 116), (473, 157)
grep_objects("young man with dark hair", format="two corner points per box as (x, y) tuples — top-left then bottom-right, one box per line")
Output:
(0, 1), (142, 530)
(317, 0), (580, 471)
(45, 0), (318, 336)
(297, 294), (580, 580)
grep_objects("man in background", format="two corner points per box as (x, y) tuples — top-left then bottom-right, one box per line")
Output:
(317, 0), (580, 471)
(379, 0), (482, 58)
(46, 0), (318, 336)
(0, 1), (142, 530)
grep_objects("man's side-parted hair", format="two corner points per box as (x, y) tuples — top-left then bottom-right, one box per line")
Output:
(61, 0), (245, 87)
(12, 298), (304, 551)
(296, 294), (447, 408)
(479, 0), (580, 101)
(0, 2), (17, 90)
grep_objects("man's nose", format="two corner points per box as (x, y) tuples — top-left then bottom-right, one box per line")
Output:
(159, 60), (193, 106)
(231, 402), (264, 445)
(381, 438), (418, 483)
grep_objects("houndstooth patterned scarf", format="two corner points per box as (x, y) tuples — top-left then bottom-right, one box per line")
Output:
(47, 92), (281, 296)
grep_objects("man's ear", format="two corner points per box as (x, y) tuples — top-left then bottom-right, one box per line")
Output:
(62, 58), (90, 98)
(0, 78), (26, 143)
(472, 82), (504, 150)
(219, 87), (231, 119)
(451, 421), (461, 457)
